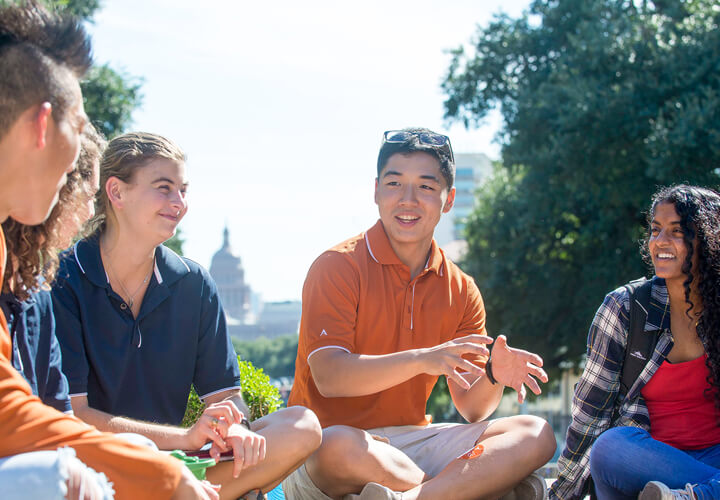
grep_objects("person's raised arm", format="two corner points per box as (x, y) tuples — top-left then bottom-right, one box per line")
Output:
(308, 334), (491, 398)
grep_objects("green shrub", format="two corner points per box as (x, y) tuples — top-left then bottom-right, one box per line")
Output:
(181, 357), (283, 428)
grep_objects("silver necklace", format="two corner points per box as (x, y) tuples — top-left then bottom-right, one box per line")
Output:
(106, 257), (154, 309)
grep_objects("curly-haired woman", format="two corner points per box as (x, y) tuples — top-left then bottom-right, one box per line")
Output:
(0, 123), (103, 412)
(551, 185), (720, 500)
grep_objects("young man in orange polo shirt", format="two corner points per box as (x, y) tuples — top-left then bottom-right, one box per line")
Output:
(285, 128), (557, 500)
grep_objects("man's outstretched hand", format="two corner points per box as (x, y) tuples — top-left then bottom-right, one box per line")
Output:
(489, 335), (548, 403)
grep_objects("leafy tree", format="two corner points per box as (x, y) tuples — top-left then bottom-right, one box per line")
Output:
(81, 64), (142, 138)
(443, 0), (720, 371)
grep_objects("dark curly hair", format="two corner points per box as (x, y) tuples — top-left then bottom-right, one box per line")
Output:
(2, 123), (105, 299)
(643, 184), (720, 408)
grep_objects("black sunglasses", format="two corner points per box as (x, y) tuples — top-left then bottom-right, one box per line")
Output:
(382, 130), (454, 163)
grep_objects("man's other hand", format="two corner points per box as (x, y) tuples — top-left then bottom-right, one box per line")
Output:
(489, 335), (548, 403)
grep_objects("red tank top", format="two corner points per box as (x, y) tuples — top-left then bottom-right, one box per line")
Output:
(641, 353), (720, 449)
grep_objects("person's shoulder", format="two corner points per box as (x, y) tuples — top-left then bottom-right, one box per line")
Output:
(441, 252), (472, 280)
(603, 276), (654, 311)
(311, 231), (367, 270)
(54, 240), (92, 286)
(157, 244), (216, 288)
(327, 230), (367, 258)
(438, 250), (479, 292)
(157, 244), (199, 273)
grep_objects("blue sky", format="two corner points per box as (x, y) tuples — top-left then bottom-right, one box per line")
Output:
(88, 0), (530, 301)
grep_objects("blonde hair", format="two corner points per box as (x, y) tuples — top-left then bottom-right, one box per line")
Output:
(88, 131), (186, 236)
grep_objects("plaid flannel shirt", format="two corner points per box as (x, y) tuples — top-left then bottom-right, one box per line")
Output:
(550, 276), (673, 500)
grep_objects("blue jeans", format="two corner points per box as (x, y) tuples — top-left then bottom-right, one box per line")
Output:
(0, 447), (114, 499)
(590, 426), (720, 500)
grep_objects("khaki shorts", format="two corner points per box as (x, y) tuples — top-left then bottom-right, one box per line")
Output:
(282, 420), (495, 500)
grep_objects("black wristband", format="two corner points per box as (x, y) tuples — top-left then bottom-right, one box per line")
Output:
(485, 359), (498, 385)
(241, 417), (251, 430)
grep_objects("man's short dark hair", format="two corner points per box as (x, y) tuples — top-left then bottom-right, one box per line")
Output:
(376, 127), (455, 188)
(0, 1), (92, 138)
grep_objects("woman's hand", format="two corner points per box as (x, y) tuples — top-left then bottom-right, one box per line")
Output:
(183, 400), (243, 450)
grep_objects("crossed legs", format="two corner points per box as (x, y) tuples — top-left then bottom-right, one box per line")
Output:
(206, 405), (322, 500)
(305, 415), (556, 500)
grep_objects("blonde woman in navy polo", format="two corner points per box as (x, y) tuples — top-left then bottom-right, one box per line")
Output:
(52, 132), (321, 499)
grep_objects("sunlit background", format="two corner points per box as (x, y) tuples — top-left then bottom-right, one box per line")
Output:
(88, 0), (529, 301)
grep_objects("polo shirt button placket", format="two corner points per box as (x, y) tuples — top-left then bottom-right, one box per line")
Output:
(404, 284), (413, 332)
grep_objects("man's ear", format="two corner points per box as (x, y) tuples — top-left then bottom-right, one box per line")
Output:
(33, 102), (53, 149)
(443, 186), (456, 213)
(374, 177), (379, 205)
(105, 177), (125, 209)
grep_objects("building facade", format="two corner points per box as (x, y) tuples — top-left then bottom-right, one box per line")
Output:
(434, 152), (492, 252)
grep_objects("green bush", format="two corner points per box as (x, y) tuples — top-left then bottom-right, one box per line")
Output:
(181, 357), (283, 428)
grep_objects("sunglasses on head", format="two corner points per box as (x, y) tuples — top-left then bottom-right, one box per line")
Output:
(382, 130), (454, 163)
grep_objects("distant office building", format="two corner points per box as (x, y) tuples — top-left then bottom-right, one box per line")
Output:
(209, 226), (252, 323)
(435, 153), (492, 250)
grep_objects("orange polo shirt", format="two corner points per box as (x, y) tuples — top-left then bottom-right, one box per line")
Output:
(0, 226), (182, 498)
(289, 220), (486, 429)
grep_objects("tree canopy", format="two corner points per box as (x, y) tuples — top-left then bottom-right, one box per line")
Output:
(443, 0), (720, 371)
(51, 0), (144, 138)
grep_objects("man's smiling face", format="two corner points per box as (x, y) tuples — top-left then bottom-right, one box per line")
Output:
(374, 151), (455, 252)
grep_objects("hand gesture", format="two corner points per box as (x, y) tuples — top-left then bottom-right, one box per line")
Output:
(184, 400), (243, 451)
(210, 422), (267, 478)
(421, 334), (493, 389)
(489, 335), (548, 403)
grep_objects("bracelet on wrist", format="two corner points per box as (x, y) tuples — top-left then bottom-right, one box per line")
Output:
(485, 359), (498, 385)
(240, 417), (251, 430)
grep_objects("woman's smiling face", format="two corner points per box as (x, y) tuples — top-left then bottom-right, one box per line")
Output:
(649, 202), (696, 283)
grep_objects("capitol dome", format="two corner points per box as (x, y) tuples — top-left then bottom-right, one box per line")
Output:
(209, 227), (251, 323)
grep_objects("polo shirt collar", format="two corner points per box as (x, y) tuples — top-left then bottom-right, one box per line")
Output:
(365, 220), (445, 276)
(73, 237), (191, 289)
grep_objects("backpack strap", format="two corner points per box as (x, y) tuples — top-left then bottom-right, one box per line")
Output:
(619, 278), (655, 397)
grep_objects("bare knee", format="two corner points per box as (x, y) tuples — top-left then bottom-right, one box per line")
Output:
(507, 414), (556, 465)
(307, 425), (371, 482)
(278, 406), (323, 458)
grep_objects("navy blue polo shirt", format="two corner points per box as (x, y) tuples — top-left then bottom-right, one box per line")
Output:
(0, 290), (72, 413)
(51, 237), (241, 426)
